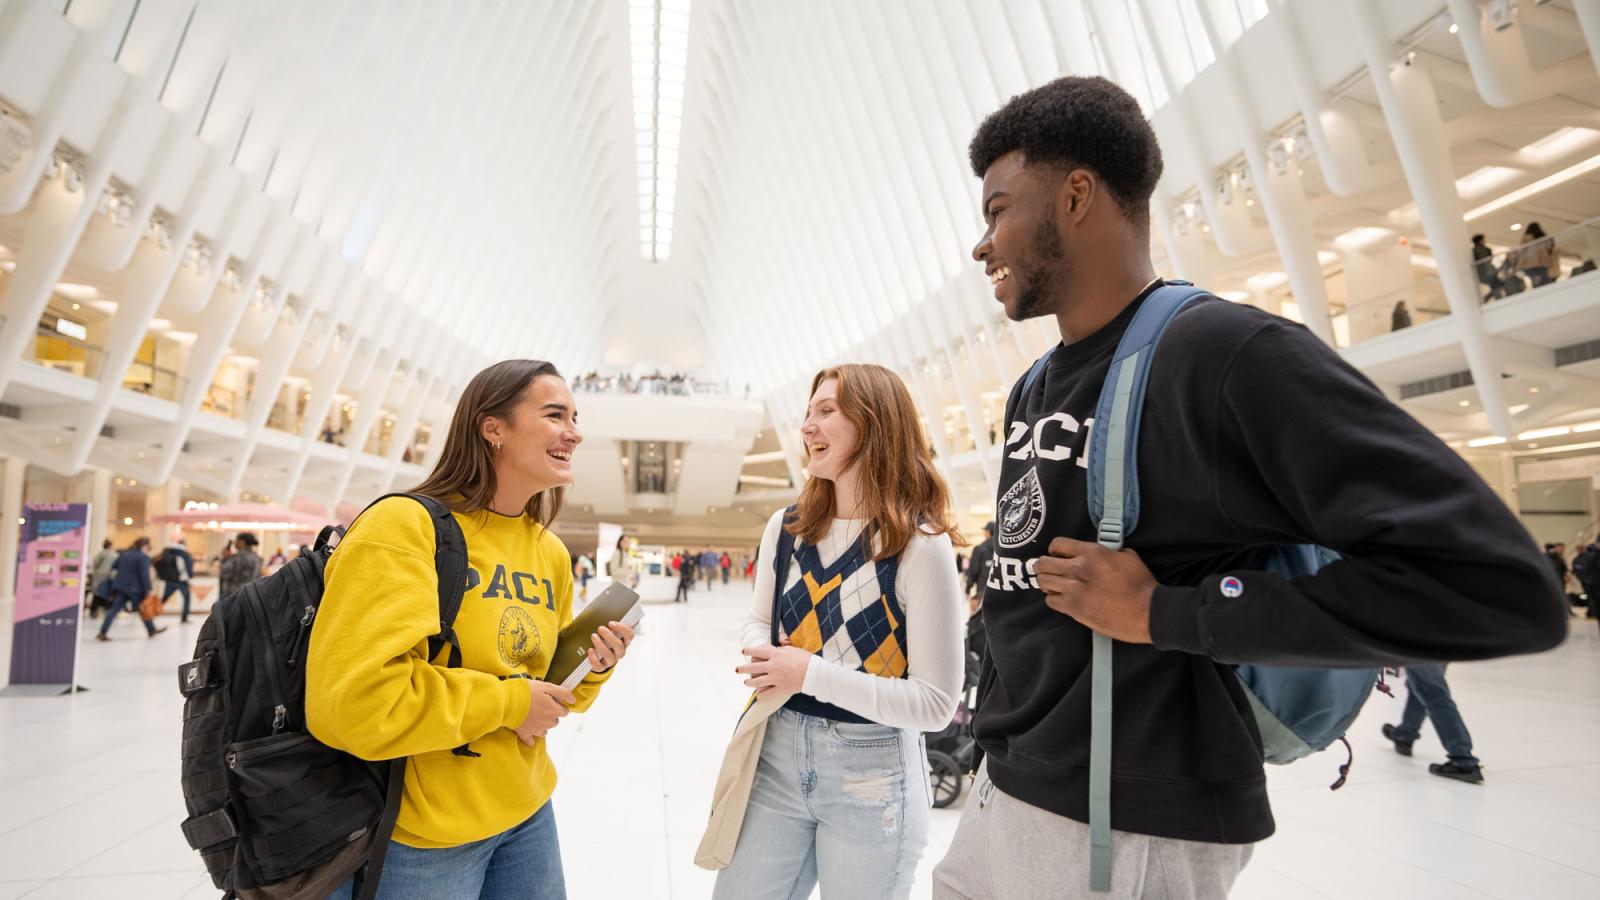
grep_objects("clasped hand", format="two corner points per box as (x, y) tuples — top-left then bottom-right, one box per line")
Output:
(513, 621), (636, 746)
(1033, 537), (1158, 644)
(737, 638), (811, 696)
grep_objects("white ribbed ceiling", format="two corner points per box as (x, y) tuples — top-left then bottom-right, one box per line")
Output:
(21, 0), (1596, 401)
(144, 0), (633, 368)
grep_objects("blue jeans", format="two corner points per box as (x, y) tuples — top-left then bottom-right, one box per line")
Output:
(98, 591), (156, 636)
(713, 709), (932, 900)
(1391, 664), (1479, 767)
(328, 802), (564, 900)
(163, 581), (192, 621)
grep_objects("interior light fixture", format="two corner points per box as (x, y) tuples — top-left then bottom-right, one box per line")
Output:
(1466, 436), (1508, 447)
(1454, 166), (1519, 198)
(631, 0), (691, 262)
(1519, 127), (1600, 165)
(55, 282), (99, 301)
(1513, 439), (1600, 457)
(1333, 226), (1396, 251)
(1518, 426), (1570, 440)
(1464, 153), (1600, 220)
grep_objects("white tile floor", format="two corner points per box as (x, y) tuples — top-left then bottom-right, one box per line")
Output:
(1, 580), (1597, 899)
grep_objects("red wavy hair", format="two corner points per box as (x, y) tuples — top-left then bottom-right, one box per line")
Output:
(788, 364), (965, 559)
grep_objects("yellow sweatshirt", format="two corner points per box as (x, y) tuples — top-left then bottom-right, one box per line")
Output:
(305, 496), (610, 848)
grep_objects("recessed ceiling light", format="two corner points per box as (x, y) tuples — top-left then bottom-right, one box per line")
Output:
(1528, 387), (1539, 393)
(1518, 426), (1569, 440)
(1458, 400), (1470, 407)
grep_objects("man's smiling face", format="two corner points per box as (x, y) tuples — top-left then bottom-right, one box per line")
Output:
(972, 151), (1070, 322)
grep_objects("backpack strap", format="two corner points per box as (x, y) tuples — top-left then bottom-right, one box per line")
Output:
(350, 492), (470, 667)
(1020, 346), (1055, 399)
(770, 506), (798, 647)
(1082, 281), (1208, 894)
(356, 758), (407, 900)
(345, 493), (472, 899)
(1087, 282), (1209, 546)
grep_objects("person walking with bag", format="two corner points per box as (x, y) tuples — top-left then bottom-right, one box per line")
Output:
(309, 359), (634, 900)
(86, 538), (117, 618)
(95, 536), (166, 640)
(708, 364), (967, 900)
(155, 538), (196, 624)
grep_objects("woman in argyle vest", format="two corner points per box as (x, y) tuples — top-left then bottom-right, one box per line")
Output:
(716, 364), (969, 900)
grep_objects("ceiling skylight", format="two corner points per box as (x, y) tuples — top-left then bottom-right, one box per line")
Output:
(631, 0), (691, 263)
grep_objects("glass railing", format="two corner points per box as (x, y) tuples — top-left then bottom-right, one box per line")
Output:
(266, 389), (309, 433)
(124, 362), (187, 402)
(1331, 216), (1600, 349)
(1338, 275), (1452, 347)
(266, 404), (294, 432)
(201, 384), (240, 418)
(570, 374), (750, 398)
(364, 429), (394, 457)
(34, 324), (106, 380)
(1478, 216), (1600, 302)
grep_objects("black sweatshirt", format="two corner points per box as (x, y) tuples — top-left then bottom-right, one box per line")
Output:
(977, 282), (1566, 845)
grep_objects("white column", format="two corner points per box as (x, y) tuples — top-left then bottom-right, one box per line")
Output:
(0, 456), (28, 689)
(1352, 0), (1513, 436)
(1579, 0), (1600, 79)
(66, 466), (114, 556)
(1183, 0), (1335, 344)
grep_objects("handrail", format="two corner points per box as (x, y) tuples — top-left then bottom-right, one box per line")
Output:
(1479, 214), (1600, 299)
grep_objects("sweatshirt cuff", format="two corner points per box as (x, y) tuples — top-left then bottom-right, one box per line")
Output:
(799, 654), (822, 698)
(500, 678), (533, 729)
(1149, 584), (1209, 656)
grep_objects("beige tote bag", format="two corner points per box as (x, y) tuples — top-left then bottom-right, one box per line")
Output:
(694, 692), (787, 870)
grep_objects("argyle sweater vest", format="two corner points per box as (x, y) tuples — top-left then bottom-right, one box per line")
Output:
(773, 525), (909, 725)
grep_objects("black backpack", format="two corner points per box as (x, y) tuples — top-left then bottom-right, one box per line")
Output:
(155, 550), (182, 582)
(1575, 547), (1599, 582)
(178, 494), (468, 899)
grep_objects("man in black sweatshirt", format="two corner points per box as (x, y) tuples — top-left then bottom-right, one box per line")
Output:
(931, 76), (1566, 900)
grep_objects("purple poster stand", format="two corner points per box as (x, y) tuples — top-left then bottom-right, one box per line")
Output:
(9, 504), (90, 688)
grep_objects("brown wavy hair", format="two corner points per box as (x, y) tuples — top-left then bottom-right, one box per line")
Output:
(409, 359), (566, 527)
(789, 364), (965, 560)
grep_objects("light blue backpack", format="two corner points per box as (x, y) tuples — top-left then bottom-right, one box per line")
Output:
(1019, 282), (1382, 893)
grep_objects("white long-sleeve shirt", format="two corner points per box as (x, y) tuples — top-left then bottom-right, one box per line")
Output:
(741, 510), (966, 732)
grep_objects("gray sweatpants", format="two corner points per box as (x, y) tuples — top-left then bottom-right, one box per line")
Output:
(932, 765), (1252, 900)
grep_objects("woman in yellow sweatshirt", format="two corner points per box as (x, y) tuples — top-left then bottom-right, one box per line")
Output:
(309, 359), (634, 900)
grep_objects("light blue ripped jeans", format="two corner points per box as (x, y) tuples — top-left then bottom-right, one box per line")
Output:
(713, 708), (932, 900)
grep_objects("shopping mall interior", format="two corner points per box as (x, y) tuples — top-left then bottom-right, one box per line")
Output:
(0, 0), (1598, 897)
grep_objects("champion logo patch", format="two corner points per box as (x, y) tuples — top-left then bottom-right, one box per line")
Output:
(1220, 576), (1244, 598)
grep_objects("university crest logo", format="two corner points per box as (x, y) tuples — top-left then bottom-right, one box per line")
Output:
(998, 467), (1047, 549)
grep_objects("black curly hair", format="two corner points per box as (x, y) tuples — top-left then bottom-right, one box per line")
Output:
(969, 76), (1163, 223)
